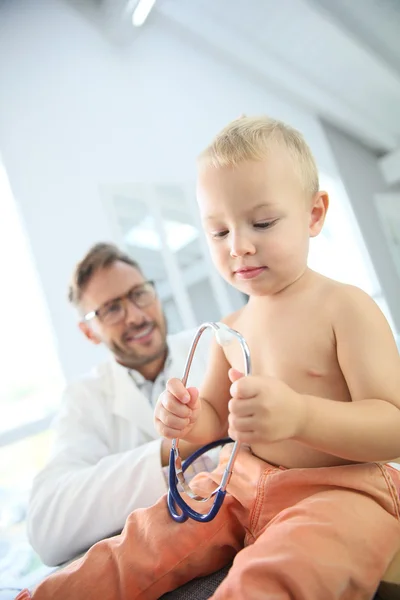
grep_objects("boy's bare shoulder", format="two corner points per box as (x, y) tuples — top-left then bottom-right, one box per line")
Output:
(312, 272), (372, 306)
(314, 274), (386, 328)
(221, 306), (246, 329)
(321, 277), (374, 309)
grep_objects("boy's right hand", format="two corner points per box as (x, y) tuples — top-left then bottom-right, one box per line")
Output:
(154, 378), (201, 439)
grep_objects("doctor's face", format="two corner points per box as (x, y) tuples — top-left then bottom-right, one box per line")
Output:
(79, 261), (167, 372)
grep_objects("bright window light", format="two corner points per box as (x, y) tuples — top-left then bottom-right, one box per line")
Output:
(125, 216), (198, 252)
(309, 172), (379, 296)
(0, 163), (64, 421)
(132, 0), (156, 27)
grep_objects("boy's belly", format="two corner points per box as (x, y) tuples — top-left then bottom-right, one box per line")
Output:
(250, 439), (357, 469)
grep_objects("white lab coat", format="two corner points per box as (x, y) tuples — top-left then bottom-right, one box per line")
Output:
(27, 328), (211, 566)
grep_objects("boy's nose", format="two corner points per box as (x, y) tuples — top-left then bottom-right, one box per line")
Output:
(229, 234), (256, 258)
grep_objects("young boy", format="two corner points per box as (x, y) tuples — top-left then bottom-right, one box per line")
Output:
(17, 116), (400, 600)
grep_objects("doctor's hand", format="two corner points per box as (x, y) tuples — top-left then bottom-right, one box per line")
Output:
(227, 369), (305, 444)
(154, 378), (201, 440)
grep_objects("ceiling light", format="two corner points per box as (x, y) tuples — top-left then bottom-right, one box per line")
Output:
(132, 0), (156, 27)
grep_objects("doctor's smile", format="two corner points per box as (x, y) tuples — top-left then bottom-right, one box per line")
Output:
(123, 322), (157, 345)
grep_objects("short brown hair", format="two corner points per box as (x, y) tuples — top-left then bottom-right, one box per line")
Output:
(198, 115), (319, 196)
(68, 242), (142, 306)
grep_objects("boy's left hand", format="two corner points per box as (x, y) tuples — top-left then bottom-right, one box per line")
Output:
(227, 369), (305, 444)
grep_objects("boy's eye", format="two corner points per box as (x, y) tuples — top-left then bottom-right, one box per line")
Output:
(254, 220), (276, 229)
(211, 230), (229, 239)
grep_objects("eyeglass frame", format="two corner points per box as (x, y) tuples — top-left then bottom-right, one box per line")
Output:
(82, 280), (157, 324)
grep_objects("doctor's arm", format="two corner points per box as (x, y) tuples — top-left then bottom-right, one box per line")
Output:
(27, 384), (167, 567)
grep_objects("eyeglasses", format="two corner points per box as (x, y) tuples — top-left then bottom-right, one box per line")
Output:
(83, 281), (157, 326)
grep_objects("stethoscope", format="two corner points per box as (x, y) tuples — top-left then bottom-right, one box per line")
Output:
(168, 322), (251, 523)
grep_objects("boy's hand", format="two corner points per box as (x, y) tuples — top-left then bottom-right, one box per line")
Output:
(154, 378), (201, 439)
(227, 369), (305, 444)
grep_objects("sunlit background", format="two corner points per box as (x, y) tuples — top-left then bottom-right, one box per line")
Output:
(0, 0), (400, 591)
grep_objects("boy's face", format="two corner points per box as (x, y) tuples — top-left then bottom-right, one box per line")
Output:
(197, 145), (328, 297)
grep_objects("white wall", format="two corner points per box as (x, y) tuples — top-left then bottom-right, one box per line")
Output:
(0, 0), (372, 380)
(322, 122), (400, 333)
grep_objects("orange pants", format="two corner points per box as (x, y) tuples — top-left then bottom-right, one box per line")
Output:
(17, 446), (400, 600)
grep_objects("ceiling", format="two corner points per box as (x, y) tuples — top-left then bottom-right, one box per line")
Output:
(310, 0), (400, 76)
(155, 0), (400, 154)
(67, 0), (400, 152)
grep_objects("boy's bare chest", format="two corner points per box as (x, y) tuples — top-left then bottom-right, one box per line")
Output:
(225, 307), (349, 399)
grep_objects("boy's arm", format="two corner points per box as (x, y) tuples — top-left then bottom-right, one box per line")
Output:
(160, 439), (215, 466)
(298, 286), (400, 462)
(182, 338), (232, 444)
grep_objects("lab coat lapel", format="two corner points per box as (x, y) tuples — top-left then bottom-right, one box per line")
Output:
(111, 360), (157, 439)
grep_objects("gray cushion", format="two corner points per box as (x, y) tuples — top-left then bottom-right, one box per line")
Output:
(374, 582), (400, 600)
(159, 566), (391, 600)
(160, 565), (231, 600)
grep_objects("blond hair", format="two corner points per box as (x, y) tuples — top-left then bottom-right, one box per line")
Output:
(198, 115), (319, 196)
(68, 242), (142, 307)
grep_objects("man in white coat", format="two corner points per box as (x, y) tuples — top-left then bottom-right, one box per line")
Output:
(27, 243), (212, 567)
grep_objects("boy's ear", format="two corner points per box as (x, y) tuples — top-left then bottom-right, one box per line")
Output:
(309, 191), (329, 238)
(78, 321), (102, 345)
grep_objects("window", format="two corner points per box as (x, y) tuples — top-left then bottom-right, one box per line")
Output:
(0, 162), (65, 590)
(102, 184), (245, 334)
(309, 172), (396, 332)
